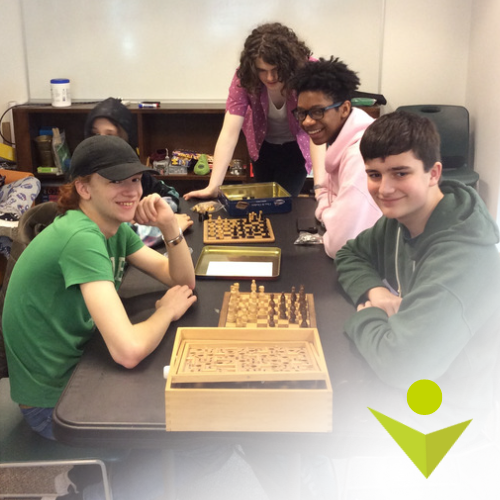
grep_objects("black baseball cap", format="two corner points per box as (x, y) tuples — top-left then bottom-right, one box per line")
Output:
(69, 135), (156, 181)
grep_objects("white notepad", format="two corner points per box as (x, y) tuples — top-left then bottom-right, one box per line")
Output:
(206, 261), (273, 277)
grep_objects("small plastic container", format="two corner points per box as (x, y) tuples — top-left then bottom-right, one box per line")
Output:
(50, 78), (71, 107)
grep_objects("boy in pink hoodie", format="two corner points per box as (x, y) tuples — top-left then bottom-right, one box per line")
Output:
(292, 57), (381, 258)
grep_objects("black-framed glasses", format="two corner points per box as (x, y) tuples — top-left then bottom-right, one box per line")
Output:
(292, 102), (344, 122)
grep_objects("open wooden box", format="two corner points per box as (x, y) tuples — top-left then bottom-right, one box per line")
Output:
(165, 327), (332, 432)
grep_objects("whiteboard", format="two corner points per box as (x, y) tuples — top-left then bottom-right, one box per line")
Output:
(22, 0), (384, 101)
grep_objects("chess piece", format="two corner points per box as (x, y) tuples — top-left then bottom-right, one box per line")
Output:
(299, 303), (307, 318)
(227, 309), (236, 323)
(249, 308), (258, 323)
(279, 305), (287, 320)
(236, 313), (245, 327)
(269, 293), (275, 308)
(269, 313), (275, 327)
(258, 304), (267, 317)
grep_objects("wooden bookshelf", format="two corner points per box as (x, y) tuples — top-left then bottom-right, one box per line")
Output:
(12, 102), (380, 196)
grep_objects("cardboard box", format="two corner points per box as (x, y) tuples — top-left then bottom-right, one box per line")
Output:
(165, 327), (332, 432)
(219, 183), (292, 216)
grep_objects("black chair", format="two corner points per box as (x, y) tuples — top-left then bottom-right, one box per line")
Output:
(396, 105), (479, 187)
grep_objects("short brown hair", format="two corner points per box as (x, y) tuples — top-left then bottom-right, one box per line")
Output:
(360, 111), (441, 172)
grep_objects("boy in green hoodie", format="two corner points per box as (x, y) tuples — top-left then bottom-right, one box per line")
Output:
(335, 111), (500, 411)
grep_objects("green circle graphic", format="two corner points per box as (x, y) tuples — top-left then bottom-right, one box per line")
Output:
(407, 379), (442, 415)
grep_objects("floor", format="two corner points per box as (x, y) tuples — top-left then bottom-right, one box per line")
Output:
(2, 441), (500, 499)
(2, 382), (500, 499)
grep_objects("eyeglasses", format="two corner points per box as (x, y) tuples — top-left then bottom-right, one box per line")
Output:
(292, 102), (344, 122)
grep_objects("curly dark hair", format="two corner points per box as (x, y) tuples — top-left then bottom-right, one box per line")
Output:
(290, 57), (360, 103)
(360, 111), (441, 172)
(237, 23), (311, 95)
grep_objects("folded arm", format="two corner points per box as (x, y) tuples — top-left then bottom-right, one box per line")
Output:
(81, 281), (196, 368)
(345, 283), (472, 388)
(130, 194), (195, 289)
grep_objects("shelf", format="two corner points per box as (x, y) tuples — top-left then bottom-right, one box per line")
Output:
(12, 102), (380, 197)
(12, 103), (251, 187)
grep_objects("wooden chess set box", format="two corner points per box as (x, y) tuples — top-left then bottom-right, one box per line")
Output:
(219, 282), (316, 328)
(165, 283), (332, 433)
(203, 212), (275, 244)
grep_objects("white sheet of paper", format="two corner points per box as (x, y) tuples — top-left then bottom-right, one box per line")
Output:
(206, 261), (273, 277)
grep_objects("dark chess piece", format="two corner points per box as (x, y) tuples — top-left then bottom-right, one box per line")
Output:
(269, 293), (275, 308)
(279, 303), (287, 320)
(298, 300), (306, 315)
(290, 286), (297, 303)
(289, 309), (297, 323)
(269, 313), (275, 327)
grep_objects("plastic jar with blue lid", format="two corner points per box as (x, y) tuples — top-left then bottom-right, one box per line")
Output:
(50, 78), (71, 107)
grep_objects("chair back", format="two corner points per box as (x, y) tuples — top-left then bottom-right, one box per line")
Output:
(396, 105), (479, 187)
(0, 202), (59, 379)
(397, 105), (469, 169)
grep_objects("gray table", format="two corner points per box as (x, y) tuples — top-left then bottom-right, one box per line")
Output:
(53, 197), (383, 456)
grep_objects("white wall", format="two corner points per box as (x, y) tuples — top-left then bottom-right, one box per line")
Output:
(21, 0), (383, 102)
(0, 0), (29, 140)
(467, 0), (500, 221)
(2, 0), (500, 221)
(380, 0), (472, 111)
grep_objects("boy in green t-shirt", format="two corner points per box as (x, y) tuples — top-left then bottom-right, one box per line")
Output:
(3, 135), (197, 440)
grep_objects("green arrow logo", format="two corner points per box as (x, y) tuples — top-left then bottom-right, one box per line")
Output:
(369, 380), (472, 478)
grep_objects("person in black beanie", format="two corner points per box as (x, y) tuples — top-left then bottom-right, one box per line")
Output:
(84, 98), (192, 234)
(84, 98), (180, 209)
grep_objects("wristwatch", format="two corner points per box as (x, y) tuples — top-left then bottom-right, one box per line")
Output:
(164, 227), (184, 247)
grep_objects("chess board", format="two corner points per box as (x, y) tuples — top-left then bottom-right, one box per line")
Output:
(218, 281), (316, 328)
(203, 213), (275, 244)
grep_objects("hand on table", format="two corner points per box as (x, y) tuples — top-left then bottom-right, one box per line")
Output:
(175, 213), (193, 232)
(183, 185), (219, 201)
(156, 285), (197, 321)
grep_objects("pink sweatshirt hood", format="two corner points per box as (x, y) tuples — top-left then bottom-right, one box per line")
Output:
(325, 107), (375, 173)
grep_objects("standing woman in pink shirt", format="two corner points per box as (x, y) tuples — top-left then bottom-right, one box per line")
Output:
(184, 22), (325, 199)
